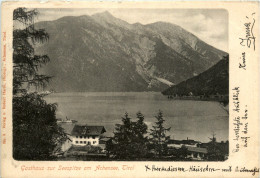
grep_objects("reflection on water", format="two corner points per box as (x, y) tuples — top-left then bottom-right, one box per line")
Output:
(45, 92), (228, 142)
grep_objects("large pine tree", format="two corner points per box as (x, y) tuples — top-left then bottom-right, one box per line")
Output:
(150, 110), (171, 158)
(110, 112), (148, 160)
(13, 8), (67, 160)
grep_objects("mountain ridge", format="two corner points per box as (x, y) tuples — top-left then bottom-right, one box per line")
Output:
(162, 55), (229, 96)
(35, 12), (228, 92)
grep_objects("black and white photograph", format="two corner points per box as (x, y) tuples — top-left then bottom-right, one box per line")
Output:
(13, 8), (229, 161)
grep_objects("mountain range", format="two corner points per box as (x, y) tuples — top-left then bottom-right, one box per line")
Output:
(162, 55), (229, 96)
(35, 11), (228, 92)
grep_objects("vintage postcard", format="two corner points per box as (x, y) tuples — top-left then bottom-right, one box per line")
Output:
(1, 1), (259, 177)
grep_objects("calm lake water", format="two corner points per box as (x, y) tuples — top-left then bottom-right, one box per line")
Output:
(45, 92), (228, 142)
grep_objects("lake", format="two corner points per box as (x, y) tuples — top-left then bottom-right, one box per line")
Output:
(45, 92), (228, 143)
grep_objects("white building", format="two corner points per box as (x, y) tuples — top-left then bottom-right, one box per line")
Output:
(71, 125), (106, 146)
(186, 146), (208, 160)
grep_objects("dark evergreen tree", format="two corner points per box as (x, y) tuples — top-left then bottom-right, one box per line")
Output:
(176, 146), (188, 159)
(134, 112), (148, 140)
(149, 110), (171, 158)
(207, 133), (226, 161)
(13, 8), (67, 160)
(111, 113), (133, 159)
(13, 8), (51, 94)
(132, 112), (149, 158)
(109, 112), (148, 160)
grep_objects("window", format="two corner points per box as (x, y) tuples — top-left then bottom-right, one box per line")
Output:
(76, 136), (78, 138)
(84, 136), (86, 139)
(92, 136), (95, 139)
(80, 141), (82, 144)
(93, 141), (96, 144)
(80, 136), (82, 139)
(84, 141), (86, 144)
(88, 141), (91, 145)
(76, 141), (78, 144)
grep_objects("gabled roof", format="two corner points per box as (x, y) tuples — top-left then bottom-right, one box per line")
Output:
(71, 125), (106, 136)
(186, 146), (208, 154)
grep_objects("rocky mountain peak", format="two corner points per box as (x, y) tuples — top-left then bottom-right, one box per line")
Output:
(35, 13), (227, 92)
(92, 11), (114, 18)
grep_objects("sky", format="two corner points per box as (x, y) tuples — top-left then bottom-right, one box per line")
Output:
(36, 8), (228, 52)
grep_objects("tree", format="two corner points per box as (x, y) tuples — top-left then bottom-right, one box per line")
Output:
(13, 8), (67, 160)
(169, 146), (188, 160)
(109, 112), (148, 160)
(149, 110), (171, 158)
(13, 8), (51, 95)
(134, 112), (148, 142)
(133, 112), (149, 157)
(206, 133), (226, 161)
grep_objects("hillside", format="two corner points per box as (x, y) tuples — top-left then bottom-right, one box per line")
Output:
(162, 55), (229, 96)
(35, 11), (227, 92)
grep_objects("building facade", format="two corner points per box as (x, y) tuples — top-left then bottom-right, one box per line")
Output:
(71, 125), (106, 146)
(186, 146), (208, 160)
